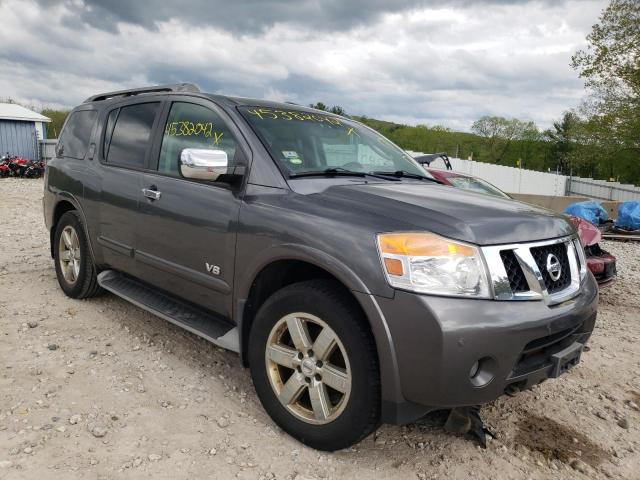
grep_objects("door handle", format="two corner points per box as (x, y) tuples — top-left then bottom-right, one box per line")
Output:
(142, 187), (161, 201)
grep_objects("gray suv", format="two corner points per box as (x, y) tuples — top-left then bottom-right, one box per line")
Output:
(43, 83), (598, 451)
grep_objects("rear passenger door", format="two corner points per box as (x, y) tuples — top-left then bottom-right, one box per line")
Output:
(96, 99), (163, 275)
(135, 98), (248, 318)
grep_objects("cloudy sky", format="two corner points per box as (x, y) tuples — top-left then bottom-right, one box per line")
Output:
(0, 0), (606, 131)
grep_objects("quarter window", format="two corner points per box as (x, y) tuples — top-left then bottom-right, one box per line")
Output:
(58, 110), (97, 160)
(106, 102), (160, 168)
(158, 102), (239, 176)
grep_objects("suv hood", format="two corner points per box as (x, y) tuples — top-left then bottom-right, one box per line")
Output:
(315, 182), (574, 245)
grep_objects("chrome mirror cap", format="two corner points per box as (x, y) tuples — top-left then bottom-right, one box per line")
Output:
(180, 148), (228, 181)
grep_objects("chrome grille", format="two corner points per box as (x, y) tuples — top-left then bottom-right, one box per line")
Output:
(499, 250), (529, 293)
(481, 235), (585, 306)
(530, 243), (571, 293)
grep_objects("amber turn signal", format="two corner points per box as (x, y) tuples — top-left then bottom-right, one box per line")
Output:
(378, 233), (475, 257)
(383, 257), (404, 276)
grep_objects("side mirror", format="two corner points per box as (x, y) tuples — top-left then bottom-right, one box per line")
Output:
(180, 148), (228, 181)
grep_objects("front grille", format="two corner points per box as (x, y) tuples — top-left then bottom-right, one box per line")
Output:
(530, 243), (571, 293)
(500, 250), (528, 292)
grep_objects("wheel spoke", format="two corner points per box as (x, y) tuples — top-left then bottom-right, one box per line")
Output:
(62, 230), (73, 249)
(286, 316), (312, 351)
(64, 261), (74, 281)
(308, 382), (331, 421)
(266, 344), (297, 369)
(72, 259), (80, 280)
(71, 232), (79, 249)
(321, 364), (350, 393)
(312, 327), (337, 361)
(278, 372), (307, 406)
(59, 250), (72, 262)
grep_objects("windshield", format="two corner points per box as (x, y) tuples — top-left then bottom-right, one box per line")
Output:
(447, 176), (511, 199)
(239, 106), (429, 178)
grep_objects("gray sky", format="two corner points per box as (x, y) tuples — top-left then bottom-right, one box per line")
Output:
(0, 0), (607, 131)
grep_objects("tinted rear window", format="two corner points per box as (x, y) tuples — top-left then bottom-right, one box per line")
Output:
(106, 102), (160, 168)
(58, 110), (97, 159)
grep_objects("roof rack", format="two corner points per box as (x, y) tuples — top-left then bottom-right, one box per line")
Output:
(84, 83), (200, 103)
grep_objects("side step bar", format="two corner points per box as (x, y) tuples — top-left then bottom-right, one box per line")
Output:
(97, 270), (239, 352)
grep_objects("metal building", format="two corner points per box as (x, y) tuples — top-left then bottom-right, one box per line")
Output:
(0, 103), (51, 160)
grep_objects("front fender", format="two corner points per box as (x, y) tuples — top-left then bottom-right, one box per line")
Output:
(234, 243), (404, 416)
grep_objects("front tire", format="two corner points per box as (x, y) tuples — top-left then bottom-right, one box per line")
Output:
(249, 280), (380, 451)
(53, 211), (102, 299)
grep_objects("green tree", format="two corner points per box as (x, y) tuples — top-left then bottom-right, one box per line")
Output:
(570, 0), (640, 177)
(309, 102), (327, 111)
(544, 112), (579, 173)
(471, 116), (539, 164)
(309, 102), (346, 116)
(41, 109), (69, 139)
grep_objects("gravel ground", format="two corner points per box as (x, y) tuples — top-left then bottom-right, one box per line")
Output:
(1, 177), (639, 480)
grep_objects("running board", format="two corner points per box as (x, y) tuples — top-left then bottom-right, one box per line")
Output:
(97, 270), (239, 352)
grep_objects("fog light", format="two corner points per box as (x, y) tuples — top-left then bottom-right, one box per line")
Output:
(469, 361), (480, 379)
(469, 356), (497, 388)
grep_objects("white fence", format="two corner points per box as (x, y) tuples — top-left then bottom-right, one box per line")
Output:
(566, 177), (640, 202)
(407, 151), (640, 200)
(39, 139), (57, 163)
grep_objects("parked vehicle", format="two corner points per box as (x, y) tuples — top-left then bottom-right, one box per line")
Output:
(0, 154), (45, 178)
(569, 216), (617, 285)
(44, 84), (598, 451)
(415, 155), (616, 286)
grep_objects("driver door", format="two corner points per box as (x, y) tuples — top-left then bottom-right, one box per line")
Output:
(135, 98), (247, 318)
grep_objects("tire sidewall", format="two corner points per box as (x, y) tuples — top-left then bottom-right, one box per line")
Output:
(53, 211), (92, 298)
(248, 282), (379, 451)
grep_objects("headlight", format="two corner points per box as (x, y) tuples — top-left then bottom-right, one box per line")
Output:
(377, 232), (491, 298)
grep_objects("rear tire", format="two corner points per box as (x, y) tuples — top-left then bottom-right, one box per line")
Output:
(53, 211), (103, 299)
(249, 280), (380, 451)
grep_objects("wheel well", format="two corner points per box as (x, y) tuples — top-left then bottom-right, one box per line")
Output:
(240, 260), (366, 365)
(50, 200), (76, 258)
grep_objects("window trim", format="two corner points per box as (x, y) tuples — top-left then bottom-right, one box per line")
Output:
(101, 107), (120, 162)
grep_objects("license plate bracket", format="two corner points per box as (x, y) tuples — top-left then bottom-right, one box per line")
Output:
(550, 342), (583, 378)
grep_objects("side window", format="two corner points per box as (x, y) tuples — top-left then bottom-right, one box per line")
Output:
(58, 110), (97, 159)
(157, 102), (239, 176)
(106, 102), (160, 168)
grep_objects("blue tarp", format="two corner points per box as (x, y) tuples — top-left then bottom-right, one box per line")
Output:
(614, 201), (640, 230)
(564, 201), (609, 225)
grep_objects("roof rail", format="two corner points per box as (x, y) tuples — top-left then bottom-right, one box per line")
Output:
(84, 83), (200, 103)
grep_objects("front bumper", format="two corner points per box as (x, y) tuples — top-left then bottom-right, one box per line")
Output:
(374, 272), (598, 424)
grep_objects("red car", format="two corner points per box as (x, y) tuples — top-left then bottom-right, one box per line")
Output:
(416, 153), (617, 285)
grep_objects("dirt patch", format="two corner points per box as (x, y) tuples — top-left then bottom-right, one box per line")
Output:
(515, 413), (609, 468)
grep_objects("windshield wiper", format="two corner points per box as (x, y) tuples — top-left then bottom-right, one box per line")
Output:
(289, 168), (399, 181)
(370, 170), (442, 184)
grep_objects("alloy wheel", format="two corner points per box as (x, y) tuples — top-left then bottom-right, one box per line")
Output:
(58, 225), (81, 284)
(265, 312), (352, 425)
